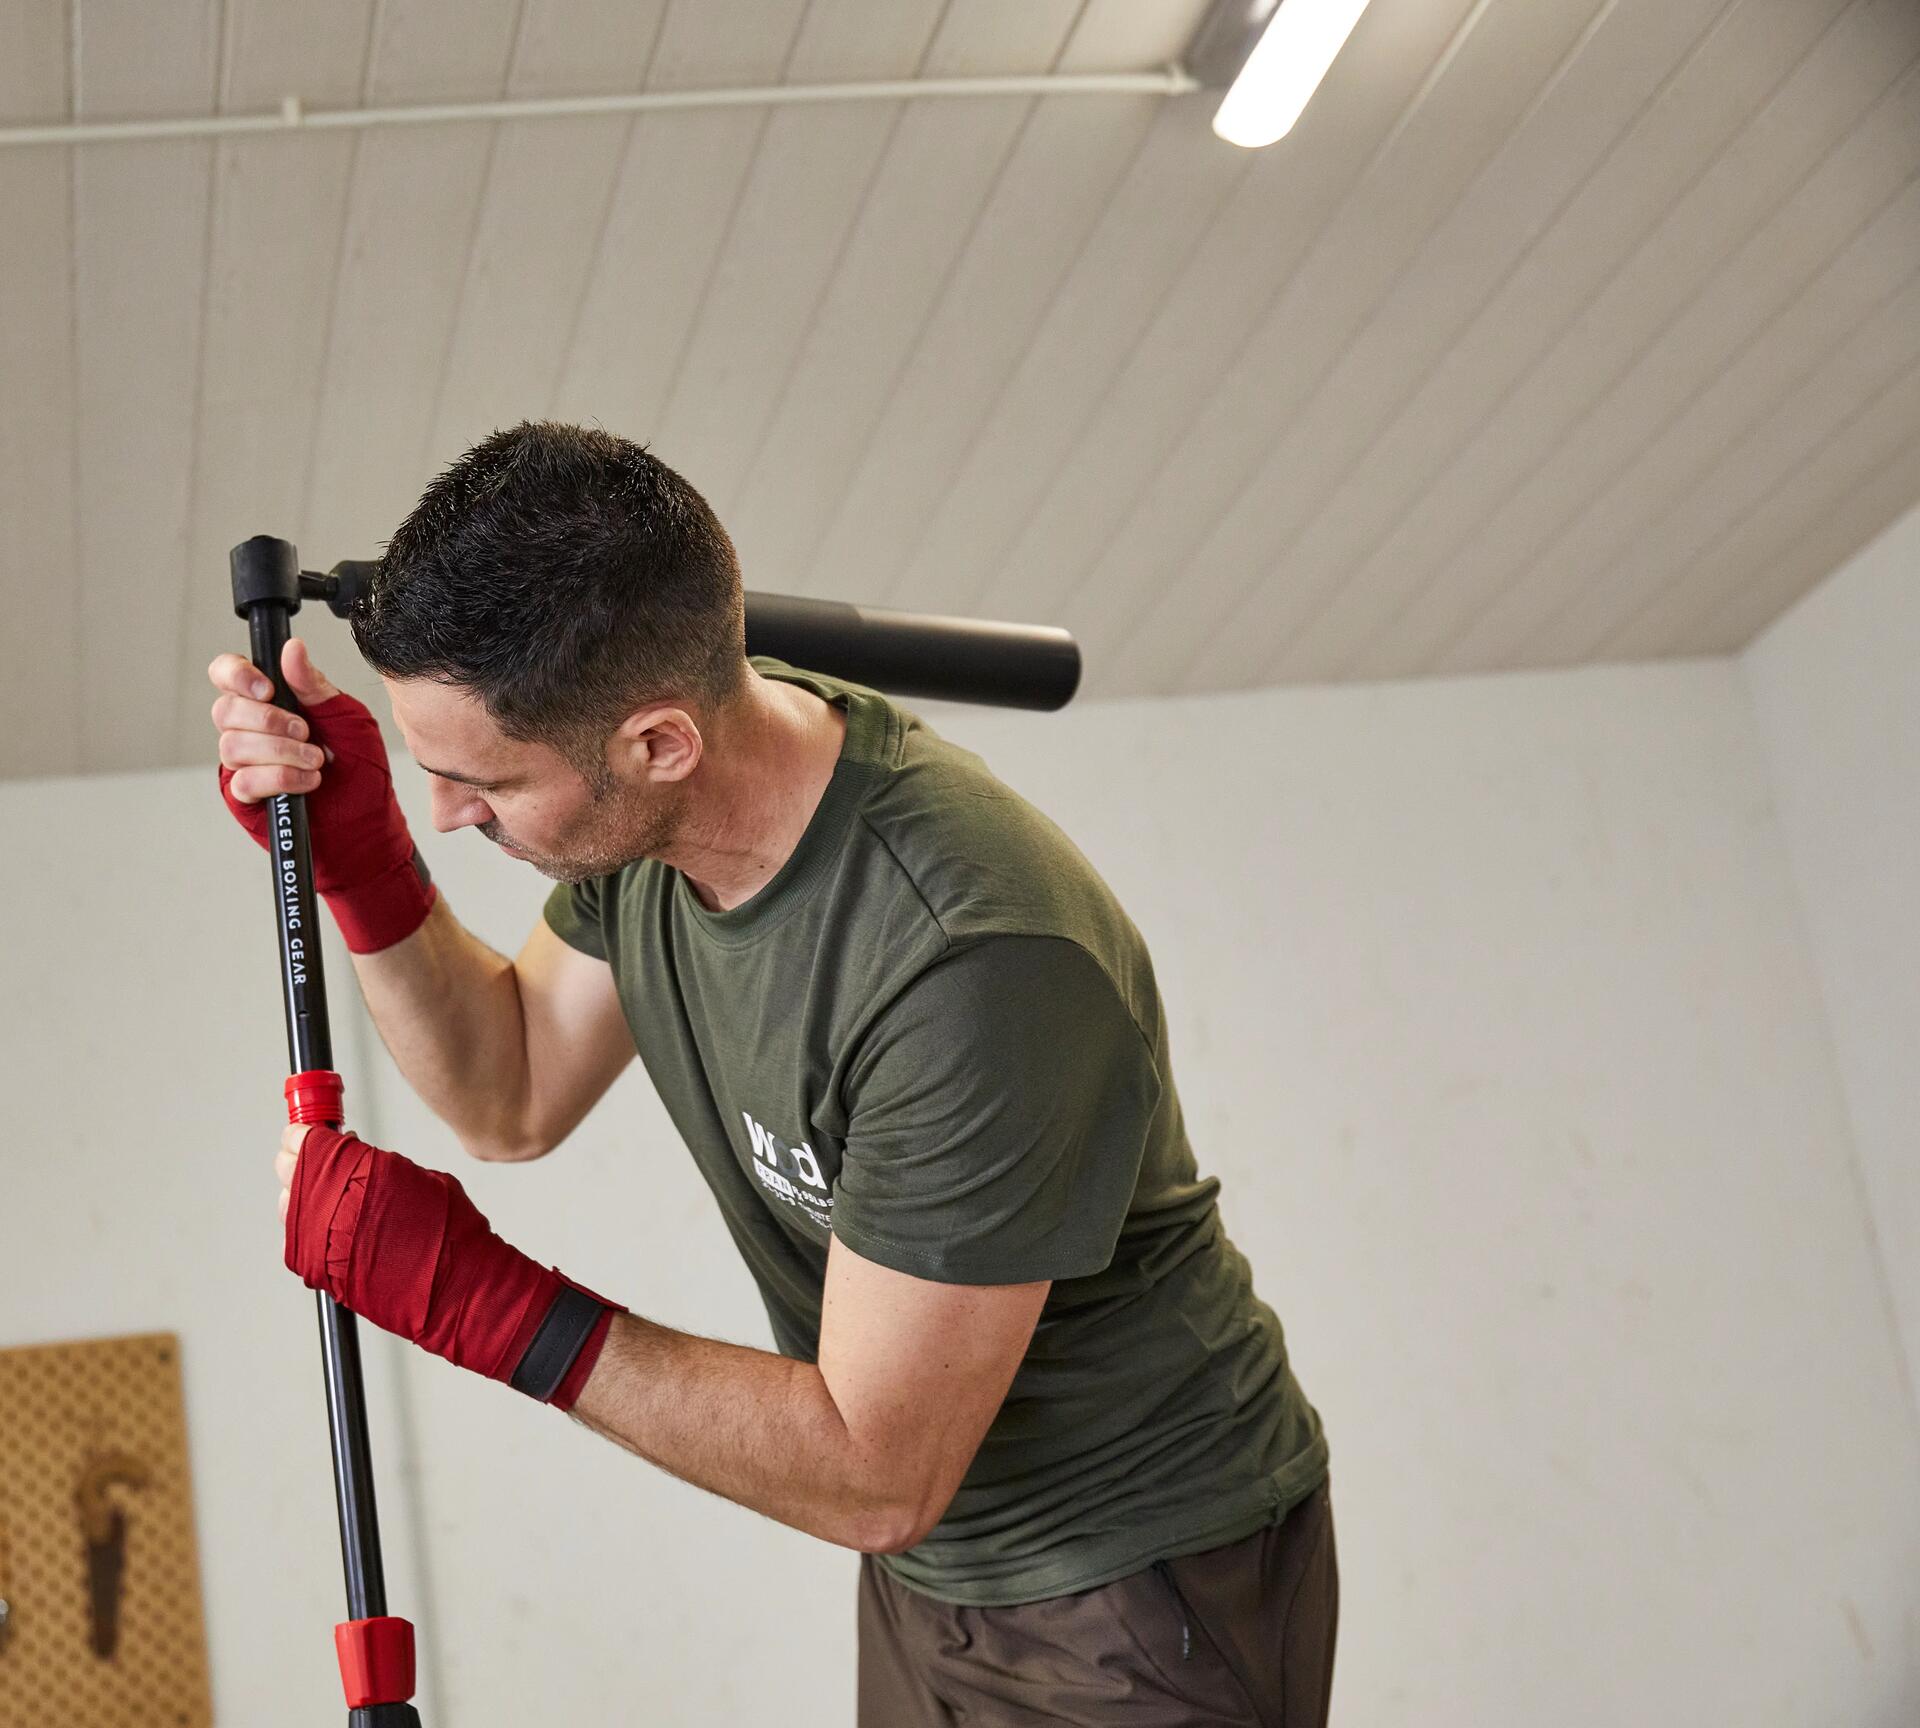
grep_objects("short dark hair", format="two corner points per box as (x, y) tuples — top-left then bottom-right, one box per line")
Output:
(352, 422), (747, 776)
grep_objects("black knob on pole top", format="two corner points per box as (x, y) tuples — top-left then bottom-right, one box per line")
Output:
(230, 536), (303, 618)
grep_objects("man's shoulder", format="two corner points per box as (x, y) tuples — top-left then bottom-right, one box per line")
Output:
(852, 716), (1144, 972)
(751, 661), (1154, 991)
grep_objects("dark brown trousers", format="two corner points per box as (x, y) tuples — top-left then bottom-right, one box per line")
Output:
(857, 1476), (1338, 1726)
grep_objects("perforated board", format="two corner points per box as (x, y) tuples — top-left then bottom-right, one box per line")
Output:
(0, 1332), (211, 1726)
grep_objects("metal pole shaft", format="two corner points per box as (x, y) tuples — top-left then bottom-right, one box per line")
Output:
(244, 597), (390, 1625)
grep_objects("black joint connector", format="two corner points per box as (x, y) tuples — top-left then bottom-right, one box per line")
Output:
(293, 559), (373, 620)
(325, 560), (379, 620)
(230, 536), (303, 619)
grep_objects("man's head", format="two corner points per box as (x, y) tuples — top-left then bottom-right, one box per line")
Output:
(352, 422), (749, 881)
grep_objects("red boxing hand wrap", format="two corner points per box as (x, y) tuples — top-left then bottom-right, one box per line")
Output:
(286, 1127), (618, 1410)
(220, 690), (436, 954)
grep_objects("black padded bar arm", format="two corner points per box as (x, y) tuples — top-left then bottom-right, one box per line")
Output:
(743, 591), (1081, 711)
(320, 563), (1083, 711)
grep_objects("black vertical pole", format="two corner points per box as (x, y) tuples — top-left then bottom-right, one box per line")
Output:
(230, 536), (421, 1727)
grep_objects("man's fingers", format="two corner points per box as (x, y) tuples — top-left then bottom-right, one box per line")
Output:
(225, 764), (323, 803)
(219, 730), (325, 774)
(210, 690), (309, 741)
(207, 652), (277, 701)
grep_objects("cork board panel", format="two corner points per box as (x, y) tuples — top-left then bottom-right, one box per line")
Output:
(0, 1332), (211, 1727)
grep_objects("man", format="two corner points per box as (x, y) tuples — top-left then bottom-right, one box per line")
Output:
(210, 422), (1335, 1725)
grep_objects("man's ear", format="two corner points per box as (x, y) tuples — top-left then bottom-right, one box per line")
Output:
(612, 706), (703, 784)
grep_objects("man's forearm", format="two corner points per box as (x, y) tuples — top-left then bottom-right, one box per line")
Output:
(347, 895), (537, 1160)
(569, 1313), (934, 1555)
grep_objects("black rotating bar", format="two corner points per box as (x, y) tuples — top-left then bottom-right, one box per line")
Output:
(742, 591), (1080, 711)
(231, 537), (420, 1728)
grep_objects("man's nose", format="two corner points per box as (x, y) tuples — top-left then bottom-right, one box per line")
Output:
(429, 778), (489, 834)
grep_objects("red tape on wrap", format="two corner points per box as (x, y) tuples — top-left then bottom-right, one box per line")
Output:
(335, 1614), (416, 1708)
(285, 1068), (345, 1127)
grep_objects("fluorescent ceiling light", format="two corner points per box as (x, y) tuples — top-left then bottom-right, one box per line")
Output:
(1211, 0), (1373, 149)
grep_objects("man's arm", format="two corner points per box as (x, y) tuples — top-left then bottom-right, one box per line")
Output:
(350, 904), (635, 1163)
(276, 1122), (1045, 1550)
(560, 939), (1156, 1551)
(567, 1237), (1047, 1554)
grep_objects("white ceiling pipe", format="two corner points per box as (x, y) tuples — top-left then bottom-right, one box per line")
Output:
(0, 68), (1199, 150)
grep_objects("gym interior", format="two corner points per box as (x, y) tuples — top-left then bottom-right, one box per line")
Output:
(1, 2), (1916, 1723)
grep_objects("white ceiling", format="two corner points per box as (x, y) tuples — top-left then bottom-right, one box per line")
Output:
(3, 0), (1919, 779)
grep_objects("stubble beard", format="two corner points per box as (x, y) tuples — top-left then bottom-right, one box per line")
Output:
(481, 785), (683, 884)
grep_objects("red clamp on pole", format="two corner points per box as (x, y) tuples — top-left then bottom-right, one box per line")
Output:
(335, 1615), (417, 1709)
(286, 1068), (346, 1127)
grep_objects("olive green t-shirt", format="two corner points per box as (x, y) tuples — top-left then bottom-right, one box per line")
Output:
(543, 661), (1328, 1605)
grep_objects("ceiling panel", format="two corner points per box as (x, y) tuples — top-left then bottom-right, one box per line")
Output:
(299, 0), (524, 580)
(72, 0), (220, 772)
(721, 0), (1089, 588)
(799, 0), (1215, 603)
(1271, 0), (1859, 683)
(1422, 37), (1920, 676)
(1088, 0), (1639, 696)
(646, 0), (951, 509)
(964, 0), (1492, 629)
(545, 2), (811, 463)
(418, 2), (669, 480)
(0, 0), (1916, 780)
(1154, 0), (1741, 698)
(1525, 175), (1920, 666)
(880, 94), (1249, 616)
(169, 0), (375, 760)
(0, 0), (78, 778)
(1615, 347), (1920, 655)
(1338, 0), (1920, 683)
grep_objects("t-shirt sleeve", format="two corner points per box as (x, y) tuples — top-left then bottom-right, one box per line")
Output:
(831, 936), (1162, 1286)
(542, 876), (609, 961)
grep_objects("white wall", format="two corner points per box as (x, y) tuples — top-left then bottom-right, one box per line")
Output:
(5, 649), (1915, 1726)
(0, 767), (433, 1723)
(1744, 499), (1920, 1428)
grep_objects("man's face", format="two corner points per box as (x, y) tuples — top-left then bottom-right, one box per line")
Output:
(384, 676), (683, 883)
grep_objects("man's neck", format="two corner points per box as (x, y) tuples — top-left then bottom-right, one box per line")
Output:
(665, 674), (848, 913)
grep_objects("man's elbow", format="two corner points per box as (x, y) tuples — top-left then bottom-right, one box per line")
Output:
(852, 1514), (930, 1558)
(850, 1487), (951, 1557)
(459, 1126), (554, 1164)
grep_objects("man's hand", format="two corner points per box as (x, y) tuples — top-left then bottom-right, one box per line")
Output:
(210, 639), (436, 954)
(274, 1119), (618, 1408)
(209, 638), (337, 804)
